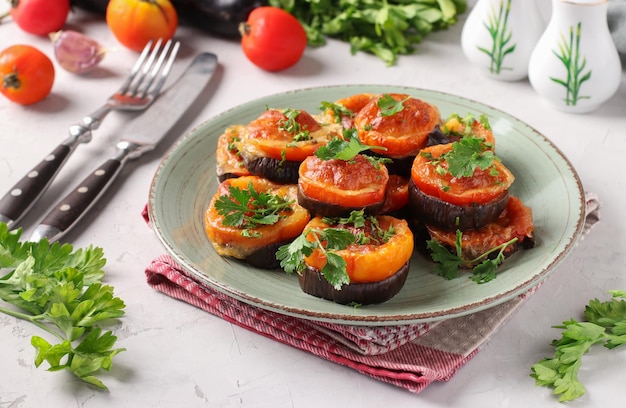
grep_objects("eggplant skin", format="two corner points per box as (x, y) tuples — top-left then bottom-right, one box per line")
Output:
(296, 185), (384, 218)
(244, 156), (300, 185)
(70, 0), (265, 38)
(407, 179), (510, 231)
(298, 262), (410, 305)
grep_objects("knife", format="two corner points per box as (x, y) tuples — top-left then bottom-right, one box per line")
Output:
(29, 52), (218, 243)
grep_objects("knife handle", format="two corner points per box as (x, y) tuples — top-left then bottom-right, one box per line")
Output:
(0, 125), (93, 229)
(30, 156), (127, 243)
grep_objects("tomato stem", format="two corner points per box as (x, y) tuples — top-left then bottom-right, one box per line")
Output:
(1, 73), (20, 90)
(238, 22), (251, 38)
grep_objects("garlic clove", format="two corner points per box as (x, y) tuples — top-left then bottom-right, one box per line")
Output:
(50, 30), (107, 74)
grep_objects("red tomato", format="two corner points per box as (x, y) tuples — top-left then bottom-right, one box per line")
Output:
(9, 0), (70, 36)
(239, 6), (307, 71)
(0, 45), (55, 105)
(106, 0), (179, 52)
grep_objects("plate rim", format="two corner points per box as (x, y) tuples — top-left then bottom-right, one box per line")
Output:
(148, 84), (586, 325)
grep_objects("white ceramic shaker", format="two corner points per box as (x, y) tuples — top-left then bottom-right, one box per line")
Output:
(461, 0), (545, 81)
(528, 0), (622, 113)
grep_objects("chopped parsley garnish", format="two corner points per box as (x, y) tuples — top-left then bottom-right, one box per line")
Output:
(276, 210), (395, 289)
(442, 113), (492, 137)
(427, 229), (517, 284)
(422, 136), (498, 178)
(315, 128), (386, 162)
(319, 101), (354, 123)
(279, 108), (312, 141)
(214, 182), (294, 236)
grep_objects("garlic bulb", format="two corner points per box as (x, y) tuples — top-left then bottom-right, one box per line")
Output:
(50, 30), (106, 74)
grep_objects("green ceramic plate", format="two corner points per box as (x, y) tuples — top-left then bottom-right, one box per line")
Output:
(148, 85), (585, 325)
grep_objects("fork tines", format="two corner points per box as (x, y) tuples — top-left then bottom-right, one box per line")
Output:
(120, 39), (181, 99)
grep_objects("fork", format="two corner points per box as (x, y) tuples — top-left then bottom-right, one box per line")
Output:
(0, 38), (180, 230)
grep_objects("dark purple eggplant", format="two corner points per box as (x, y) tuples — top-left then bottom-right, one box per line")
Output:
(298, 262), (410, 305)
(407, 178), (510, 231)
(70, 0), (265, 38)
(173, 0), (265, 38)
(243, 156), (300, 185)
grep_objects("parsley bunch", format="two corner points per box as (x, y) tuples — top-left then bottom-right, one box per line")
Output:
(269, 0), (467, 65)
(531, 290), (626, 402)
(0, 223), (125, 389)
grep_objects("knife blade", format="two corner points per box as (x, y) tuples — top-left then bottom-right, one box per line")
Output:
(29, 52), (218, 243)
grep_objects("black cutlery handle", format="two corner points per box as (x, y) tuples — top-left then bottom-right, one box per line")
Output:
(30, 158), (125, 242)
(0, 144), (73, 228)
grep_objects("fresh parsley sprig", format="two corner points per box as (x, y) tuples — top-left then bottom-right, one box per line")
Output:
(531, 290), (626, 402)
(442, 113), (492, 138)
(277, 227), (355, 289)
(214, 182), (295, 235)
(319, 101), (354, 123)
(314, 128), (387, 164)
(427, 230), (517, 283)
(377, 94), (409, 116)
(0, 223), (125, 389)
(422, 136), (497, 179)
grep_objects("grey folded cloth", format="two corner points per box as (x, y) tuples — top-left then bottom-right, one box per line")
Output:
(609, 0), (626, 64)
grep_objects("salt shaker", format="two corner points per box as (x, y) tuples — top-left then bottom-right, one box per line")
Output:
(461, 0), (545, 81)
(528, 0), (622, 113)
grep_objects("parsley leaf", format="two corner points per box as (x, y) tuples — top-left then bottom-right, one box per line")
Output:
(214, 182), (295, 234)
(426, 230), (517, 283)
(0, 223), (125, 389)
(531, 291), (626, 402)
(315, 130), (386, 161)
(377, 94), (409, 116)
(445, 137), (497, 178)
(319, 101), (354, 123)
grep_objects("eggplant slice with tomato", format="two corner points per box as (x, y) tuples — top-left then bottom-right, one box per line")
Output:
(297, 153), (389, 217)
(291, 214), (414, 305)
(237, 108), (341, 184)
(408, 141), (515, 231)
(204, 176), (311, 269)
(353, 93), (442, 176)
(424, 195), (536, 267)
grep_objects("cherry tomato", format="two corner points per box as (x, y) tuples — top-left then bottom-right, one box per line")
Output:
(106, 0), (178, 52)
(8, 0), (70, 36)
(239, 6), (307, 71)
(0, 45), (55, 105)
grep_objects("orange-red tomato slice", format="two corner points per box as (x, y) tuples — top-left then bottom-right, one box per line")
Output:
(298, 154), (389, 208)
(411, 143), (514, 206)
(303, 215), (414, 283)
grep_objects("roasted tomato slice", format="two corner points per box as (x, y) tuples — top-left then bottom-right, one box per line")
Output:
(205, 176), (311, 259)
(304, 215), (414, 283)
(380, 174), (409, 214)
(298, 154), (389, 209)
(411, 143), (514, 206)
(239, 108), (338, 162)
(427, 196), (535, 264)
(353, 93), (441, 157)
(321, 93), (377, 128)
(441, 113), (496, 146)
(215, 125), (251, 181)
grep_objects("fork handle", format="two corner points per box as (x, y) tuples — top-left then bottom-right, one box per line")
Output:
(0, 125), (92, 229)
(29, 144), (136, 243)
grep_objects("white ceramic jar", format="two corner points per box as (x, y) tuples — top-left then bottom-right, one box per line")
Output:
(461, 0), (545, 81)
(528, 0), (622, 113)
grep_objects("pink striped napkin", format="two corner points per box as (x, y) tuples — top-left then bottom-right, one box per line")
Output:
(143, 193), (600, 393)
